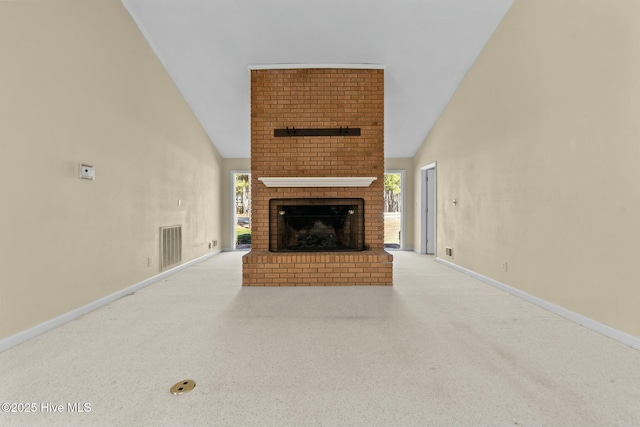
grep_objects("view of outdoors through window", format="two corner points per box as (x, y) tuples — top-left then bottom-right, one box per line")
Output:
(235, 173), (251, 249)
(384, 173), (402, 249)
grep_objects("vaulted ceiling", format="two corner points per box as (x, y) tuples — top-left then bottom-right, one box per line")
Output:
(121, 0), (513, 158)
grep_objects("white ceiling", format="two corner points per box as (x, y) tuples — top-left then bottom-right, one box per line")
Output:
(121, 0), (513, 158)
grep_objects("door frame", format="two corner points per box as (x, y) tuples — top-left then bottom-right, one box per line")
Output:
(420, 163), (437, 255)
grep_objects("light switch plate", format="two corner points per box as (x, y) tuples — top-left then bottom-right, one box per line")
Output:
(79, 164), (95, 180)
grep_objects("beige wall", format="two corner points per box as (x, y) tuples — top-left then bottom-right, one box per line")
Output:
(413, 0), (640, 337)
(0, 0), (224, 339)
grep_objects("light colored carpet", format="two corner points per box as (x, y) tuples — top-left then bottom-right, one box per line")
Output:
(1, 251), (639, 427)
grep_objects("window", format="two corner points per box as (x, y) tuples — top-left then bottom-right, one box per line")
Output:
(233, 173), (251, 249)
(384, 172), (403, 249)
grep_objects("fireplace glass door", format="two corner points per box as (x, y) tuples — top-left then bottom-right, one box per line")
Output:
(270, 198), (364, 252)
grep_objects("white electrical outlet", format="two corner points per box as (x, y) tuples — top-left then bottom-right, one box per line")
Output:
(213, 240), (217, 247)
(501, 262), (508, 272)
(148, 257), (153, 267)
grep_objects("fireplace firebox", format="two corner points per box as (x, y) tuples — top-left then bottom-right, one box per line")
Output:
(270, 198), (365, 252)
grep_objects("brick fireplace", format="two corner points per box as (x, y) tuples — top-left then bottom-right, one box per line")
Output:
(242, 67), (393, 286)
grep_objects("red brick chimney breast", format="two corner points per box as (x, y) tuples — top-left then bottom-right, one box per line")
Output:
(242, 68), (392, 286)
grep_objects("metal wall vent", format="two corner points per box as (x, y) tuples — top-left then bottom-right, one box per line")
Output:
(160, 225), (182, 271)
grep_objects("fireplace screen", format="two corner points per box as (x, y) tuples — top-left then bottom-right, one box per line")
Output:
(270, 198), (364, 252)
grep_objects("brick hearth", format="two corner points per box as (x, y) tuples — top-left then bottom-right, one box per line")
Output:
(242, 67), (393, 286)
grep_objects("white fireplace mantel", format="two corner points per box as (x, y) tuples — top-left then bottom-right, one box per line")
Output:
(258, 177), (378, 188)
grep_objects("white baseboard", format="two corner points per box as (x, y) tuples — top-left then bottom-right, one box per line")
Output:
(413, 248), (434, 255)
(435, 257), (640, 351)
(0, 250), (221, 353)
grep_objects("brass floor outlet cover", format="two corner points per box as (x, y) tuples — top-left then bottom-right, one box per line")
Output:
(171, 379), (196, 395)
